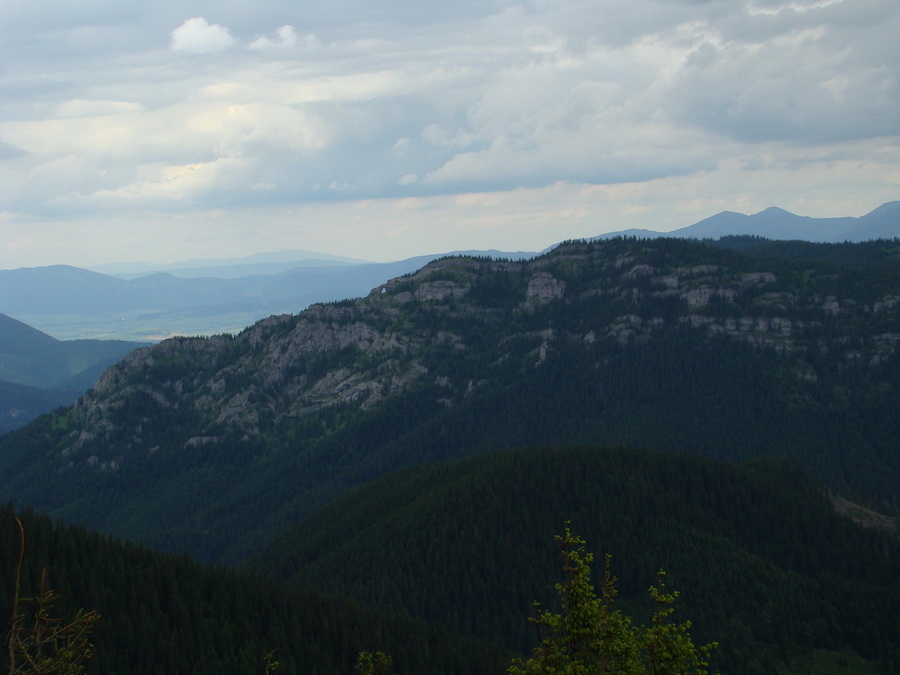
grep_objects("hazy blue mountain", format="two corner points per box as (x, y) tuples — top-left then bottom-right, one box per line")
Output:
(0, 313), (142, 430)
(679, 206), (855, 240)
(0, 308), (59, 353)
(92, 248), (370, 279)
(596, 200), (900, 242)
(0, 313), (139, 389)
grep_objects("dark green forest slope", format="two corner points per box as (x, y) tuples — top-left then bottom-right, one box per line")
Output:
(255, 446), (900, 673)
(1, 237), (899, 565)
(3, 449), (897, 674)
(0, 505), (509, 674)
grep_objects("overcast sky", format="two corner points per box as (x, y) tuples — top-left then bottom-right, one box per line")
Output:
(1, 0), (898, 268)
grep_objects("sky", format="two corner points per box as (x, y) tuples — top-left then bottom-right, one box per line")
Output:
(1, 0), (899, 269)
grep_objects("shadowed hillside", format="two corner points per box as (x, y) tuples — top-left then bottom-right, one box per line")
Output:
(255, 446), (900, 673)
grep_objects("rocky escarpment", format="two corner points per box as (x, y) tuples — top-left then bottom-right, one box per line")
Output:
(60, 238), (900, 468)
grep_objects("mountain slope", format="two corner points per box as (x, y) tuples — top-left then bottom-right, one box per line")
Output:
(0, 505), (509, 674)
(254, 446), (900, 673)
(1, 237), (899, 564)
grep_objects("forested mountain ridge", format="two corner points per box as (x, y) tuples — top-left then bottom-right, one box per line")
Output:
(1, 236), (900, 563)
(61, 236), (900, 433)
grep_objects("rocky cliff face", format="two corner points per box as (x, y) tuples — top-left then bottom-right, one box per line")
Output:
(62, 239), (900, 469)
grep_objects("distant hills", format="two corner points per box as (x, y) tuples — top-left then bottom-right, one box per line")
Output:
(0, 250), (534, 342)
(0, 313), (141, 432)
(90, 248), (369, 279)
(2, 202), (896, 342)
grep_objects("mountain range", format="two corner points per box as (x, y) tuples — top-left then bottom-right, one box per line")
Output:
(1, 202), (897, 343)
(599, 200), (900, 241)
(89, 248), (369, 278)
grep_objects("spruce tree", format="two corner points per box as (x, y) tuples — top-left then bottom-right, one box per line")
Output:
(509, 525), (716, 675)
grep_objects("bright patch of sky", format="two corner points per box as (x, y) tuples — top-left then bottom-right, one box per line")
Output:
(0, 0), (898, 267)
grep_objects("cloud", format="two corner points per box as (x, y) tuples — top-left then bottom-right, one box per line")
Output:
(56, 100), (144, 118)
(171, 17), (237, 54)
(248, 25), (320, 51)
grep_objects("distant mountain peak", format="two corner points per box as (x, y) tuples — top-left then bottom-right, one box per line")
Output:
(596, 201), (900, 242)
(754, 206), (793, 216)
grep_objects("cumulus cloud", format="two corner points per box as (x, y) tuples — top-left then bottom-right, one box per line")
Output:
(171, 17), (237, 54)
